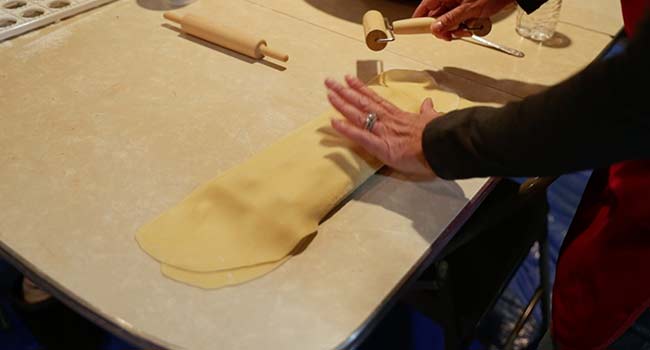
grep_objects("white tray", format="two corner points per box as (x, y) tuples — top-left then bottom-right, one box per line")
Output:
(0, 0), (115, 41)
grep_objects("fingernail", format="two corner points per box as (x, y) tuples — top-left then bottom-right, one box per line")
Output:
(431, 21), (442, 32)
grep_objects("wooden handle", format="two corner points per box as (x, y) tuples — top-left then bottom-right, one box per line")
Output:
(392, 16), (492, 36)
(163, 12), (289, 62)
(259, 44), (289, 62)
(163, 11), (182, 24)
(392, 17), (435, 35)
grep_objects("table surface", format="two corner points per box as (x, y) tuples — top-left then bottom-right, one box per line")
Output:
(0, 0), (621, 349)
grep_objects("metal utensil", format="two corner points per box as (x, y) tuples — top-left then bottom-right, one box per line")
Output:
(469, 34), (525, 58)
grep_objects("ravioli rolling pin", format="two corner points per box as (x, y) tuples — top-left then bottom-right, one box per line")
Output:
(163, 12), (289, 62)
(362, 10), (523, 57)
(362, 10), (491, 51)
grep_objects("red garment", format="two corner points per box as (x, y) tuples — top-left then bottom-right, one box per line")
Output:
(553, 162), (650, 349)
(622, 0), (650, 36)
(552, 2), (650, 349)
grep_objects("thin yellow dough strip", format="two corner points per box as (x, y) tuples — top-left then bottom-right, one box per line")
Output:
(162, 258), (289, 289)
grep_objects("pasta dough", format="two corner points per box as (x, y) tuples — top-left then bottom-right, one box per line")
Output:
(161, 233), (315, 289)
(137, 115), (380, 271)
(136, 70), (459, 288)
(161, 258), (288, 289)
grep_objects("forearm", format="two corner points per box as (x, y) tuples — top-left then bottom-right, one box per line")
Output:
(422, 14), (650, 180)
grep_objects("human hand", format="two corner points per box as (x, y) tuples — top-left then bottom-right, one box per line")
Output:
(413, 0), (514, 41)
(325, 75), (440, 177)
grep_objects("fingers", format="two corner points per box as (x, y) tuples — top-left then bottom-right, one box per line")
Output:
(326, 81), (387, 135)
(420, 97), (444, 122)
(412, 3), (428, 17)
(326, 91), (366, 127)
(343, 75), (401, 114)
(413, 0), (440, 17)
(325, 78), (387, 118)
(428, 7), (447, 18)
(430, 5), (472, 39)
(331, 119), (388, 160)
(325, 77), (390, 118)
(420, 98), (434, 114)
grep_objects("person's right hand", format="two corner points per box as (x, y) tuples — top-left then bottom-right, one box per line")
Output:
(413, 0), (515, 41)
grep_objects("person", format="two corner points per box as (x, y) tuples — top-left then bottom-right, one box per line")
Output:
(324, 0), (650, 348)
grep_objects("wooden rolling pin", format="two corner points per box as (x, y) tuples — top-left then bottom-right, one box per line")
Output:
(164, 12), (289, 62)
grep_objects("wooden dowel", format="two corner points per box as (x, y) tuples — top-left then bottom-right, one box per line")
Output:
(259, 44), (289, 62)
(163, 11), (182, 24)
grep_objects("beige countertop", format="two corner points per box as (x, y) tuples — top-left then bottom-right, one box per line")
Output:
(0, 0), (620, 349)
(561, 0), (623, 36)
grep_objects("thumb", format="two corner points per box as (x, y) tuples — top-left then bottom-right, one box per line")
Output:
(420, 97), (435, 114)
(431, 5), (470, 34)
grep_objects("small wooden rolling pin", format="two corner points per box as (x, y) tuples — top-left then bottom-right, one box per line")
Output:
(363, 10), (491, 51)
(164, 12), (289, 62)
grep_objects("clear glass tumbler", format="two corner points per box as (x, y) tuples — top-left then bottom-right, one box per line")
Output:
(515, 0), (562, 42)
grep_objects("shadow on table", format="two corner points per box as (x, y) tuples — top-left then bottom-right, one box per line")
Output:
(160, 24), (287, 72)
(355, 63), (547, 102)
(436, 66), (548, 98)
(362, 170), (469, 244)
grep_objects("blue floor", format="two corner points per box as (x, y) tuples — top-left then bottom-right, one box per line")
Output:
(0, 263), (40, 350)
(487, 172), (592, 347)
(0, 261), (133, 349)
(358, 302), (485, 350)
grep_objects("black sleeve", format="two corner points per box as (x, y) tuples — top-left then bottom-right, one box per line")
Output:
(421, 14), (650, 180)
(516, 0), (549, 14)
